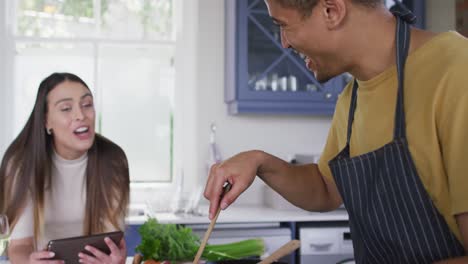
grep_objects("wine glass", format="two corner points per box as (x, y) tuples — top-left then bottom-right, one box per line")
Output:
(0, 214), (9, 258)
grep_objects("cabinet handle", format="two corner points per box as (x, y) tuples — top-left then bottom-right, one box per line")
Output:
(306, 84), (318, 92)
(325, 93), (333, 99)
(309, 242), (333, 251)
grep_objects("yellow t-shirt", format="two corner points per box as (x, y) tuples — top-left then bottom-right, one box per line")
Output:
(318, 31), (468, 241)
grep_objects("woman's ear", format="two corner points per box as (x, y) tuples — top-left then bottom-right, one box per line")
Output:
(45, 118), (52, 135)
(321, 0), (347, 29)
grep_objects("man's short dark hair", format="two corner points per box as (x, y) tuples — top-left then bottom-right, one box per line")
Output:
(275, 0), (384, 18)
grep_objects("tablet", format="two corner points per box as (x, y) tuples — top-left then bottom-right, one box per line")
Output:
(47, 231), (124, 263)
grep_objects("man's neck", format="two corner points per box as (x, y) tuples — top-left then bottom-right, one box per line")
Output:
(346, 9), (398, 81)
(344, 9), (437, 82)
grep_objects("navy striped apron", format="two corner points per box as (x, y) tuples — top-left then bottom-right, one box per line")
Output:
(328, 4), (466, 263)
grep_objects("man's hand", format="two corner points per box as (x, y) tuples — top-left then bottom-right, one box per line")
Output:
(204, 150), (263, 219)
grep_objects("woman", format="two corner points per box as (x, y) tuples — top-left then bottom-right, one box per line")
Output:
(0, 73), (130, 264)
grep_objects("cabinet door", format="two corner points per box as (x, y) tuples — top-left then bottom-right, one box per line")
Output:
(225, 0), (349, 115)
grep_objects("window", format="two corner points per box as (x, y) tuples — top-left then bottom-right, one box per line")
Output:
(6, 0), (176, 182)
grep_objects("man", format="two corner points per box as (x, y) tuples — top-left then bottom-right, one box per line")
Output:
(203, 0), (468, 263)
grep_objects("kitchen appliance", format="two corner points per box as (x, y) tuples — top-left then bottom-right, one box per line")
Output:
(298, 222), (354, 264)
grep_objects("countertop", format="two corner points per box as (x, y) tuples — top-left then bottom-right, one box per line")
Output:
(126, 205), (349, 225)
(0, 207), (349, 264)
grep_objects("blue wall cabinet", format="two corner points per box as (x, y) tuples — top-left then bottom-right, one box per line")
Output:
(225, 0), (350, 115)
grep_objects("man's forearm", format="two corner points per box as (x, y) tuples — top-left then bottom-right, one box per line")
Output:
(255, 150), (341, 212)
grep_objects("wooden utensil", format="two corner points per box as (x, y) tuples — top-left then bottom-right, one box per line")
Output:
(192, 183), (232, 264)
(132, 253), (143, 264)
(257, 240), (301, 264)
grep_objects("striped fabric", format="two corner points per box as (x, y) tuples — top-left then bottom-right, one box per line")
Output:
(328, 6), (465, 263)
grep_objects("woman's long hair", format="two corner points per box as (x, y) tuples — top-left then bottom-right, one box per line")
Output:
(0, 73), (129, 244)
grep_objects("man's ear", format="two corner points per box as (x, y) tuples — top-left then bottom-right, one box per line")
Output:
(321, 0), (347, 29)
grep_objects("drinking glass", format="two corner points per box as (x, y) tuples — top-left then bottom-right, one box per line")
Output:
(0, 214), (9, 258)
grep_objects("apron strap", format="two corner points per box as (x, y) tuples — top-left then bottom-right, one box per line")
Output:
(346, 80), (359, 144)
(390, 1), (417, 25)
(345, 2), (414, 145)
(393, 2), (412, 140)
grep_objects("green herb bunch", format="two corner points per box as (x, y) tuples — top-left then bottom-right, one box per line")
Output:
(135, 218), (265, 262)
(136, 218), (199, 261)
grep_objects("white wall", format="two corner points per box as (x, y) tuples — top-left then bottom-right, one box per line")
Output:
(180, 0), (332, 206)
(426, 0), (456, 32)
(173, 0), (199, 188)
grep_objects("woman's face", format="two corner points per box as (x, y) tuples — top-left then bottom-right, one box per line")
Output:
(45, 81), (96, 160)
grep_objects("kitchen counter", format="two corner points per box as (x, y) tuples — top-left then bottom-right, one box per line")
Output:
(126, 205), (349, 225)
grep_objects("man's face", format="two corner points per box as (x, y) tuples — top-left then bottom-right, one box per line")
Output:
(265, 0), (344, 83)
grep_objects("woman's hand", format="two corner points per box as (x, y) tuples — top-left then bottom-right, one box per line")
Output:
(29, 251), (64, 264)
(78, 237), (126, 264)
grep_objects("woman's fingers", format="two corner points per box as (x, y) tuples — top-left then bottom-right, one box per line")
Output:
(119, 238), (126, 251)
(77, 252), (99, 264)
(30, 251), (55, 260)
(104, 237), (120, 254)
(80, 245), (110, 263)
(30, 251), (64, 264)
(79, 238), (125, 264)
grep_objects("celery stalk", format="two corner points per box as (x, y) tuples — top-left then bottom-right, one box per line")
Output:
(202, 238), (265, 261)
